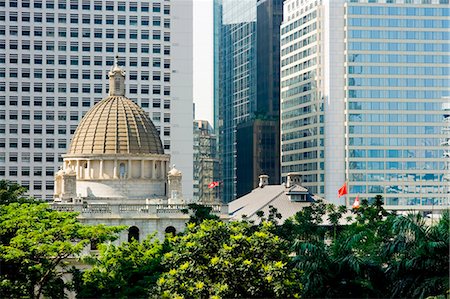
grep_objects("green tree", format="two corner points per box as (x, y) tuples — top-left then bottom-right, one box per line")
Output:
(74, 235), (164, 299)
(0, 179), (38, 205)
(0, 203), (123, 299)
(383, 211), (450, 298)
(353, 194), (391, 227)
(153, 220), (302, 298)
(292, 195), (449, 298)
(292, 197), (395, 298)
(279, 198), (328, 245)
(181, 203), (219, 225)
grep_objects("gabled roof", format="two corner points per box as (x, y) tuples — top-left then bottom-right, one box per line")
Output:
(229, 184), (323, 223)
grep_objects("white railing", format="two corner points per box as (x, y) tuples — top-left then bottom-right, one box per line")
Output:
(51, 203), (228, 217)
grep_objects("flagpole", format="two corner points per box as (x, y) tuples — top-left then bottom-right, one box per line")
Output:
(346, 180), (349, 207)
(345, 181), (350, 207)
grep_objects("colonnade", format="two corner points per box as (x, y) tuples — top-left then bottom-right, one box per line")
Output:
(64, 158), (170, 180)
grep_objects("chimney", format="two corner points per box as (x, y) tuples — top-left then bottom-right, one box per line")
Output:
(259, 174), (269, 188)
(286, 173), (302, 188)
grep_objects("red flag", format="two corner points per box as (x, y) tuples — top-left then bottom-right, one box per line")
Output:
(338, 182), (348, 198)
(352, 195), (360, 209)
(208, 181), (219, 189)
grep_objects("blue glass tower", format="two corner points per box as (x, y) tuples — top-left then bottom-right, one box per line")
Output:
(215, 0), (283, 202)
(216, 0), (257, 202)
(346, 3), (449, 206)
(280, 0), (449, 207)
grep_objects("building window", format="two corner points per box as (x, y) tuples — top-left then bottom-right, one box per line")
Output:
(163, 5), (170, 14)
(165, 226), (176, 236)
(33, 181), (42, 190)
(128, 226), (139, 242)
(9, 167), (18, 176)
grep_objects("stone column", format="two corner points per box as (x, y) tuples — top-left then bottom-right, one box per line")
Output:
(152, 160), (156, 179)
(76, 160), (80, 179)
(113, 160), (118, 179)
(128, 159), (132, 179)
(87, 160), (91, 179)
(99, 160), (103, 179)
(140, 160), (145, 179)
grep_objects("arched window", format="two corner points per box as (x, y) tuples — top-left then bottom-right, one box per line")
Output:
(128, 226), (139, 242)
(165, 226), (176, 237)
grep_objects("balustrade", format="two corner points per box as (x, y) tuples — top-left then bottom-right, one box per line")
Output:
(51, 203), (228, 216)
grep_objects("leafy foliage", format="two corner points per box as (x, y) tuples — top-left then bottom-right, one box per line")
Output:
(74, 235), (164, 299)
(290, 197), (449, 298)
(154, 220), (302, 298)
(0, 203), (123, 299)
(0, 181), (447, 299)
(181, 203), (219, 225)
(382, 211), (450, 298)
(0, 179), (38, 205)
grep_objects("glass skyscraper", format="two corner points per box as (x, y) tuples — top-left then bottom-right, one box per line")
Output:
(280, 0), (449, 207)
(215, 0), (283, 202)
(216, 0), (257, 202)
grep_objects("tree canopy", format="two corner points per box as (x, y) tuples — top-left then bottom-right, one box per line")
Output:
(154, 220), (302, 298)
(1, 180), (448, 299)
(0, 179), (38, 205)
(74, 236), (164, 299)
(0, 203), (123, 299)
(290, 198), (449, 298)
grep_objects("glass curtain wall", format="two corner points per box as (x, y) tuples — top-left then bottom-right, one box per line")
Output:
(346, 3), (450, 206)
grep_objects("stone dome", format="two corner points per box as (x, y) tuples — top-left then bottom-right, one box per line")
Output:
(68, 96), (164, 155)
(68, 59), (164, 156)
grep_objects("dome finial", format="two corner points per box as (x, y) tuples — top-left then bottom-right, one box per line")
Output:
(109, 55), (126, 96)
(115, 54), (119, 66)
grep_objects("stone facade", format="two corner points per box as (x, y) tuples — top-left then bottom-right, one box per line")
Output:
(56, 156), (170, 200)
(52, 202), (228, 241)
(53, 62), (228, 241)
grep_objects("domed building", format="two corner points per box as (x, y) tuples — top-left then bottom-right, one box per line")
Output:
(55, 61), (170, 201)
(52, 61), (227, 241)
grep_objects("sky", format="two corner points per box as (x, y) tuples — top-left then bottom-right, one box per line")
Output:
(193, 0), (214, 124)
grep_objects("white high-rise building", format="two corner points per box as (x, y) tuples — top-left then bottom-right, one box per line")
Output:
(280, 0), (449, 207)
(0, 0), (193, 201)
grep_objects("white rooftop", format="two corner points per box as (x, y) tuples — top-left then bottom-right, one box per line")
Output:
(229, 184), (322, 223)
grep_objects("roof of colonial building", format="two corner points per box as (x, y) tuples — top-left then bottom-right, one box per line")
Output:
(228, 179), (352, 225)
(68, 60), (164, 156)
(229, 184), (318, 223)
